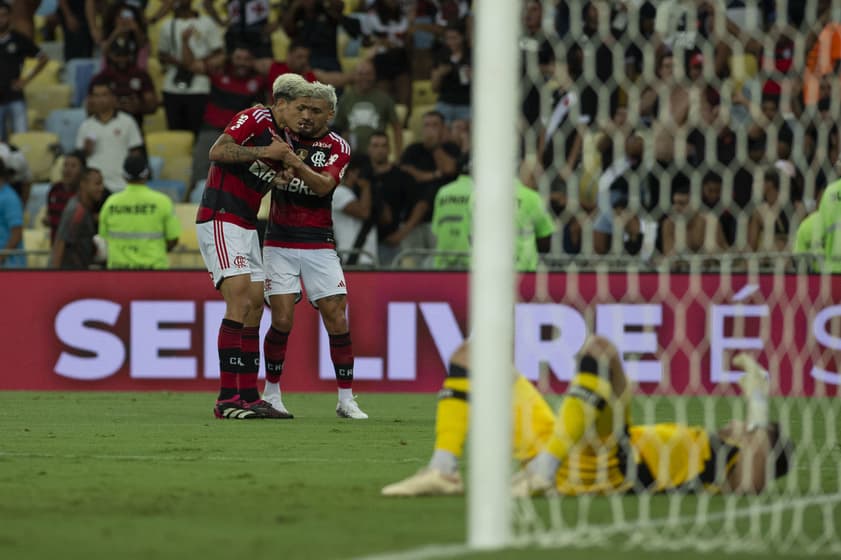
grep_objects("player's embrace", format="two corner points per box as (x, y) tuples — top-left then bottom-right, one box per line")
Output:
(196, 74), (312, 420)
(259, 82), (369, 420)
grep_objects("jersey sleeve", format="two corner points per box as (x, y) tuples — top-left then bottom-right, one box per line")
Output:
(223, 107), (269, 144)
(324, 135), (351, 184)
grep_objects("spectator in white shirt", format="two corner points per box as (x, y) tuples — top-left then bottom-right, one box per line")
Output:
(75, 78), (144, 193)
(157, 0), (224, 135)
(331, 154), (377, 266)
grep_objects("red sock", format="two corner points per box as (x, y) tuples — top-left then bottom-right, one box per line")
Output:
(218, 319), (242, 400)
(329, 332), (354, 389)
(239, 326), (260, 402)
(264, 326), (289, 383)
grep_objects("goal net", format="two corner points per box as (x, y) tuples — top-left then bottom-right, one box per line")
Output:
(471, 0), (841, 555)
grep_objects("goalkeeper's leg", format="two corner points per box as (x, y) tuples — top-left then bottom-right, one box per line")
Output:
(381, 342), (555, 496)
(514, 335), (631, 496)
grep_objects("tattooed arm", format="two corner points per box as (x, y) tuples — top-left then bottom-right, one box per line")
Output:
(209, 133), (289, 164)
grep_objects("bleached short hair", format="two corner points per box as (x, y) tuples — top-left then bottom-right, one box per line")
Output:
(272, 73), (312, 102)
(308, 81), (338, 112)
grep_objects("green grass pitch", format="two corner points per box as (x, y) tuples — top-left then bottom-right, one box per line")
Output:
(0, 392), (838, 560)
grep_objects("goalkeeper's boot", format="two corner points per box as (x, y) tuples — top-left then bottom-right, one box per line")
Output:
(381, 468), (464, 497)
(337, 395), (368, 419)
(243, 398), (294, 419)
(510, 468), (556, 498)
(734, 353), (770, 430)
(214, 396), (260, 420)
(260, 393), (294, 419)
(734, 353), (770, 398)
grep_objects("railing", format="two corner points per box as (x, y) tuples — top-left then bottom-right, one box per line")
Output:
(1, 246), (837, 274)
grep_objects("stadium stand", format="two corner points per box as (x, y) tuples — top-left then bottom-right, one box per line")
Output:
(9, 131), (60, 182)
(45, 108), (86, 154)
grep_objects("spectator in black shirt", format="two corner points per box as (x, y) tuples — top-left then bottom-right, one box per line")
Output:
(58, 0), (95, 60)
(0, 1), (48, 141)
(367, 132), (415, 267)
(431, 23), (470, 123)
(397, 110), (460, 260)
(283, 0), (361, 72)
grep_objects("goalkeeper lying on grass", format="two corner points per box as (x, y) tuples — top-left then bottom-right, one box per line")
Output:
(382, 335), (793, 497)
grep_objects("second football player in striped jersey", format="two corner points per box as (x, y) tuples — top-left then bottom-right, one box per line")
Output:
(261, 82), (369, 420)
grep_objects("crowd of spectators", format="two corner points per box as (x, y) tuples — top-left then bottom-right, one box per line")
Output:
(0, 0), (839, 270)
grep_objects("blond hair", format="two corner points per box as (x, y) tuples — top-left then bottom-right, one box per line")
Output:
(308, 81), (338, 112)
(272, 73), (312, 102)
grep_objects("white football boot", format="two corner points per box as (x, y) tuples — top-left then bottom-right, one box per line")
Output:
(381, 468), (464, 497)
(336, 395), (368, 419)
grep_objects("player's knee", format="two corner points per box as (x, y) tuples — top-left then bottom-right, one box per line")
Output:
(580, 335), (619, 364)
(271, 314), (293, 332)
(449, 341), (470, 370)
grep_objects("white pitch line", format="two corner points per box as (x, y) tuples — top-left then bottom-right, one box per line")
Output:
(349, 492), (841, 560)
(0, 451), (423, 465)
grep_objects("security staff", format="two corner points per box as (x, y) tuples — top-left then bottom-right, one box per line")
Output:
(98, 154), (181, 269)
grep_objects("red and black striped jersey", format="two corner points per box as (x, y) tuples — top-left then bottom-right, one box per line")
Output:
(264, 130), (351, 249)
(196, 105), (286, 229)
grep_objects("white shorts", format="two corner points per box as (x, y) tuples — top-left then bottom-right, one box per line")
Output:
(197, 220), (265, 288)
(263, 246), (347, 303)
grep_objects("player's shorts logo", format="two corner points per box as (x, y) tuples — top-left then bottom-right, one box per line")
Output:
(233, 255), (247, 268)
(310, 151), (327, 168)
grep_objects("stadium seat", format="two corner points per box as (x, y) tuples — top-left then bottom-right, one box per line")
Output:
(395, 104), (408, 127)
(729, 54), (758, 89)
(160, 154), (193, 191)
(49, 155), (64, 184)
(340, 56), (361, 73)
(148, 178), (187, 201)
(169, 202), (202, 269)
(272, 29), (291, 62)
(63, 57), (100, 107)
(25, 84), (73, 129)
(23, 59), (61, 89)
(146, 57), (164, 94)
(173, 202), (199, 249)
(143, 107), (168, 135)
(24, 182), (51, 229)
(45, 108), (86, 154)
(9, 131), (60, 182)
(23, 228), (50, 268)
(412, 80), (437, 107)
(189, 180), (205, 203)
(146, 131), (195, 158)
(148, 155), (164, 180)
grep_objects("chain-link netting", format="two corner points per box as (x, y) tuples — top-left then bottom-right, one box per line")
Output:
(511, 0), (841, 554)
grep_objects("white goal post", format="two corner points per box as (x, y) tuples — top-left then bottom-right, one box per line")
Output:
(467, 0), (521, 550)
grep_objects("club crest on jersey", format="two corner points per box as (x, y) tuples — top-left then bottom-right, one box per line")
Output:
(295, 148), (309, 160)
(310, 151), (327, 168)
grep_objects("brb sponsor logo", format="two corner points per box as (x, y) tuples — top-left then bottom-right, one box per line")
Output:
(52, 298), (841, 385)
